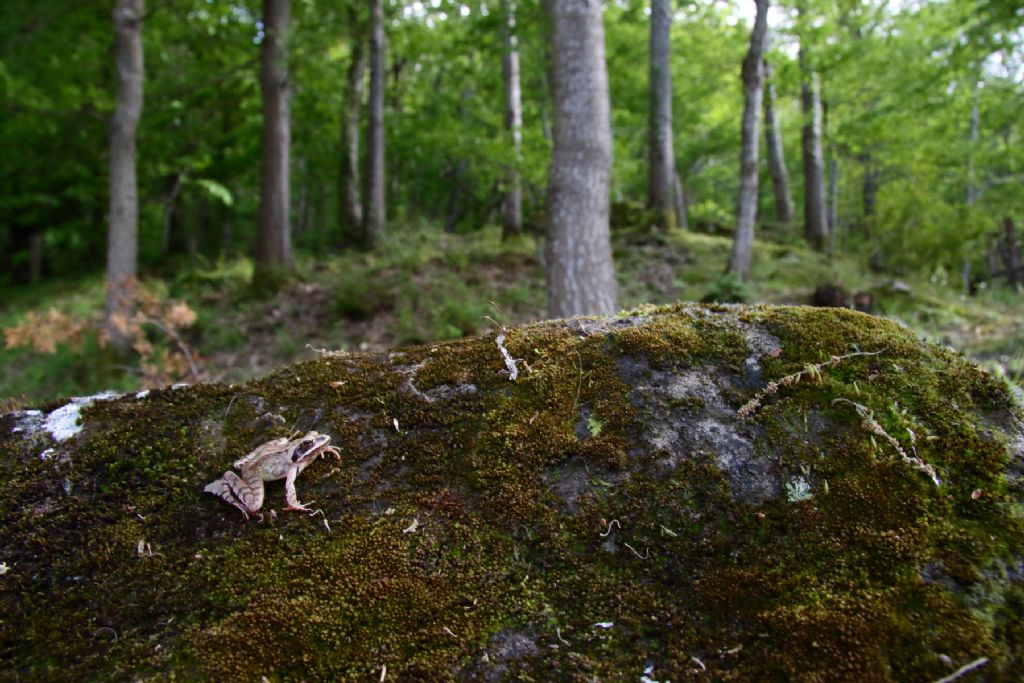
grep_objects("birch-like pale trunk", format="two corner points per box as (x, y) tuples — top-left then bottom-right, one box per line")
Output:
(762, 59), (794, 225)
(799, 42), (828, 251)
(105, 0), (144, 351)
(501, 0), (524, 240)
(339, 23), (366, 236)
(255, 0), (292, 270)
(363, 0), (386, 249)
(647, 0), (676, 230)
(543, 0), (617, 318)
(727, 0), (769, 279)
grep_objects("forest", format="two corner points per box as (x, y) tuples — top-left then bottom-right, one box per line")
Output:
(0, 0), (1022, 404)
(3, 3), (1024, 680)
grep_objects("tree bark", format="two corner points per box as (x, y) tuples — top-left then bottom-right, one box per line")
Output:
(647, 0), (676, 230)
(501, 0), (523, 240)
(799, 40), (828, 251)
(762, 59), (794, 225)
(105, 0), (144, 352)
(543, 0), (618, 318)
(727, 0), (769, 280)
(363, 0), (386, 249)
(673, 170), (688, 230)
(827, 151), (839, 252)
(966, 80), (980, 207)
(338, 23), (366, 237)
(255, 0), (292, 270)
(861, 152), (878, 221)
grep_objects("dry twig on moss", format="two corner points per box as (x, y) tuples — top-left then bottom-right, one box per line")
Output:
(737, 349), (886, 419)
(832, 398), (941, 486)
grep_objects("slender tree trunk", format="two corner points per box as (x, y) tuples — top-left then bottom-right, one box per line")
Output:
(161, 173), (183, 255)
(543, 0), (617, 318)
(444, 159), (467, 234)
(339, 27), (366, 237)
(501, 0), (523, 240)
(363, 0), (386, 248)
(105, 0), (144, 351)
(673, 170), (688, 230)
(255, 0), (292, 270)
(762, 59), (794, 224)
(1003, 217), (1022, 288)
(827, 151), (839, 252)
(647, 0), (676, 230)
(799, 38), (828, 251)
(28, 232), (43, 285)
(861, 152), (878, 221)
(727, 0), (769, 279)
(966, 80), (980, 207)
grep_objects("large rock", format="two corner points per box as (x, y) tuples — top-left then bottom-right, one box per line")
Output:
(2, 304), (1022, 681)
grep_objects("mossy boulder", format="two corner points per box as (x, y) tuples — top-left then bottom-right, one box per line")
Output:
(2, 304), (1022, 681)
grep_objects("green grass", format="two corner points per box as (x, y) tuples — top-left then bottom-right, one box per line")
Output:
(2, 221), (1021, 407)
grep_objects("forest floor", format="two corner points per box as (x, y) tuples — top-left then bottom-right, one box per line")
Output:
(2, 222), (1022, 407)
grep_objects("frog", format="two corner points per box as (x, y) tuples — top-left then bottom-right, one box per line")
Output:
(204, 430), (341, 521)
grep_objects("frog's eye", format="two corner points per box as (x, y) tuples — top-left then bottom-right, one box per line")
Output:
(293, 439), (315, 460)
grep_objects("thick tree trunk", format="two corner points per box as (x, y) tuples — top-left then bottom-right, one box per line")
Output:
(339, 28), (366, 237)
(727, 0), (769, 280)
(105, 0), (144, 351)
(799, 45), (828, 251)
(501, 0), (523, 240)
(647, 0), (676, 230)
(255, 0), (292, 270)
(762, 59), (794, 225)
(363, 0), (386, 249)
(543, 0), (618, 318)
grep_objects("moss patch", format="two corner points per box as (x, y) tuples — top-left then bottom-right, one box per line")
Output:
(1, 304), (1022, 681)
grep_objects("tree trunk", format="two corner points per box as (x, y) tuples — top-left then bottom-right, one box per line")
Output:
(727, 0), (769, 280)
(647, 0), (676, 231)
(542, 0), (618, 318)
(255, 0), (292, 270)
(1003, 217), (1022, 288)
(673, 170), (688, 230)
(799, 43), (828, 251)
(104, 0), (144, 352)
(28, 231), (43, 285)
(966, 81), (980, 207)
(861, 152), (878, 222)
(827, 151), (839, 252)
(762, 59), (794, 224)
(338, 25), (366, 238)
(501, 0), (523, 240)
(363, 0), (386, 249)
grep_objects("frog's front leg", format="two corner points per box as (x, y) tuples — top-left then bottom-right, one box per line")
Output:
(283, 466), (314, 512)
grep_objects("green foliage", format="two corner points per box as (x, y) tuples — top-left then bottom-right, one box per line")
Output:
(702, 272), (751, 304)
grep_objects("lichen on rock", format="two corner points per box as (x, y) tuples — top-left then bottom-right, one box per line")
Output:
(1, 304), (1022, 681)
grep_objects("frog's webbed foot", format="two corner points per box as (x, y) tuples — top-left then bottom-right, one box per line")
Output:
(204, 471), (263, 521)
(323, 445), (342, 462)
(284, 500), (316, 513)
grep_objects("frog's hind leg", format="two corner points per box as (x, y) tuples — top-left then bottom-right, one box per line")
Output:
(204, 471), (265, 521)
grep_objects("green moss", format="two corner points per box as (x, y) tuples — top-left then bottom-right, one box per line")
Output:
(1, 304), (1021, 681)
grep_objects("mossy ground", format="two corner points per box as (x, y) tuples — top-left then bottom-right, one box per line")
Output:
(1, 304), (1022, 681)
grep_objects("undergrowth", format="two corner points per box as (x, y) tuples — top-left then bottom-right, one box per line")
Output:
(1, 222), (1021, 406)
